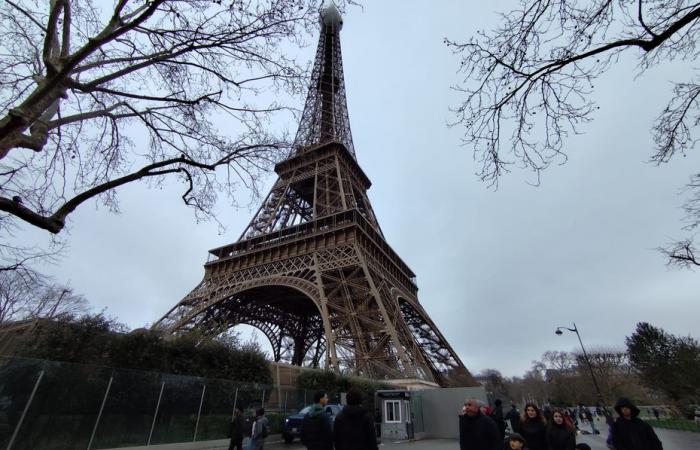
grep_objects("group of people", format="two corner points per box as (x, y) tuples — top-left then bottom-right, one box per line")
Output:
(228, 407), (269, 450)
(299, 389), (378, 450)
(228, 388), (377, 450)
(460, 397), (663, 450)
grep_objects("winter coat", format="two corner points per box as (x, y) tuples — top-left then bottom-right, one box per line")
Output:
(229, 415), (243, 441)
(459, 412), (501, 450)
(546, 423), (575, 450)
(505, 408), (520, 431)
(611, 398), (662, 450)
(333, 404), (378, 450)
(517, 418), (547, 450)
(491, 406), (506, 438)
(301, 404), (333, 450)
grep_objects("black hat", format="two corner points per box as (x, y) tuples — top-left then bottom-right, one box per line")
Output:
(614, 398), (640, 417)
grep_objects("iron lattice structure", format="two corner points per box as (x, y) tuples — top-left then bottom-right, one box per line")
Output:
(155, 5), (476, 387)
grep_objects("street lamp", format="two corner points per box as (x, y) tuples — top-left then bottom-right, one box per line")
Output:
(555, 322), (606, 407)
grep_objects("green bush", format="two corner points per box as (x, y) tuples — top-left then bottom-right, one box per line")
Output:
(296, 369), (393, 408)
(11, 314), (272, 384)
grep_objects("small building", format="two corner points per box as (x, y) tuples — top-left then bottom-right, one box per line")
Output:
(376, 389), (416, 441)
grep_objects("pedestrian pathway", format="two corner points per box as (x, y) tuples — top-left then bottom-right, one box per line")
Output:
(104, 428), (699, 450)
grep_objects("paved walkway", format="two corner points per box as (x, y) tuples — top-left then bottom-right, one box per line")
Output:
(106, 428), (699, 450)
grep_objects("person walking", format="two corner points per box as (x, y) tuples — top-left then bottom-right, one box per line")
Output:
(517, 403), (547, 450)
(506, 404), (520, 433)
(546, 408), (576, 450)
(491, 399), (506, 440)
(228, 407), (244, 450)
(249, 408), (269, 450)
(459, 398), (501, 450)
(611, 398), (663, 450)
(301, 391), (333, 450)
(333, 387), (377, 450)
(585, 408), (599, 434)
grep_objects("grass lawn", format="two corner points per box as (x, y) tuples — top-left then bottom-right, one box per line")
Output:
(647, 419), (700, 433)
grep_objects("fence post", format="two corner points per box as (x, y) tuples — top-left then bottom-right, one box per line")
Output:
(86, 374), (114, 450)
(147, 381), (165, 446)
(232, 388), (239, 420)
(6, 369), (44, 450)
(284, 392), (288, 414)
(193, 384), (206, 442)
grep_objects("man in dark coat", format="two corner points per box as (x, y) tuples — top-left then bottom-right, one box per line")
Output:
(228, 407), (244, 450)
(611, 398), (663, 450)
(301, 391), (333, 450)
(333, 387), (378, 450)
(490, 399), (506, 440)
(505, 404), (520, 433)
(459, 399), (501, 450)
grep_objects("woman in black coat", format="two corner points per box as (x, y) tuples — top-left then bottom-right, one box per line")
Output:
(546, 409), (576, 450)
(517, 403), (547, 450)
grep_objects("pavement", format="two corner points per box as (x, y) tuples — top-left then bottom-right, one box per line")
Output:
(105, 427), (700, 450)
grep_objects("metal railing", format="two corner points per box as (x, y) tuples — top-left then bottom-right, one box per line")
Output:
(0, 356), (312, 450)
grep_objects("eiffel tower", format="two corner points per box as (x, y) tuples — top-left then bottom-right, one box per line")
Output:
(155, 4), (476, 387)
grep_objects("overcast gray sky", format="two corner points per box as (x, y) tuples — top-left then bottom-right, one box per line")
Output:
(18, 1), (700, 377)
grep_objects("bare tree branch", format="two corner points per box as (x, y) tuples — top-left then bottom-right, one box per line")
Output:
(448, 1), (700, 185)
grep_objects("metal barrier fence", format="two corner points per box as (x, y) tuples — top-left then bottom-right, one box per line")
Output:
(0, 356), (312, 450)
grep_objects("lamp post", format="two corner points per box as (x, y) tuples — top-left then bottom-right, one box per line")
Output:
(555, 322), (606, 407)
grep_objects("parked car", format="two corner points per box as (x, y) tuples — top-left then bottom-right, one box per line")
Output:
(282, 404), (343, 444)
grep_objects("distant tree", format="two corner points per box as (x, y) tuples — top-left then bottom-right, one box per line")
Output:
(526, 349), (653, 405)
(476, 368), (510, 402)
(626, 322), (700, 403)
(446, 0), (700, 265)
(0, 271), (87, 323)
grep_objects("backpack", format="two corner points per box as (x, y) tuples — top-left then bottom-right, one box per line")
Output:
(260, 419), (269, 439)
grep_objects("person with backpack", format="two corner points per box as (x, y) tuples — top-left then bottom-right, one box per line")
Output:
(249, 408), (269, 450)
(301, 391), (334, 450)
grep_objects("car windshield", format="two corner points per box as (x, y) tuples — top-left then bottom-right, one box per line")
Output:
(298, 406), (312, 414)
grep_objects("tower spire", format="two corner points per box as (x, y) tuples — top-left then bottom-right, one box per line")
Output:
(293, 2), (355, 155)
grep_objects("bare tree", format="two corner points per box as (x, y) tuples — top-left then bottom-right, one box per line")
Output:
(0, 271), (87, 323)
(447, 0), (700, 266)
(0, 0), (333, 238)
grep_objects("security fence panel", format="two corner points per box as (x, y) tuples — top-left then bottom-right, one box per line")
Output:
(9, 360), (112, 450)
(90, 368), (162, 449)
(148, 374), (205, 445)
(194, 378), (237, 442)
(0, 357), (44, 450)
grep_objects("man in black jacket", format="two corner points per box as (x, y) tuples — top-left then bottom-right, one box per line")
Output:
(333, 387), (378, 450)
(301, 391), (333, 450)
(459, 399), (501, 450)
(505, 404), (520, 433)
(611, 398), (663, 450)
(228, 407), (244, 450)
(490, 399), (506, 440)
